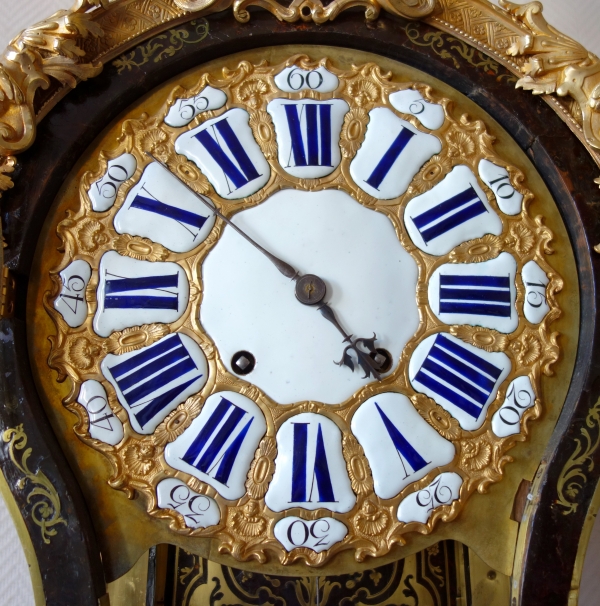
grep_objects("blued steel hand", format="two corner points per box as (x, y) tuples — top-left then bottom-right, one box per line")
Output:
(148, 153), (298, 280)
(149, 153), (384, 380)
(317, 304), (382, 381)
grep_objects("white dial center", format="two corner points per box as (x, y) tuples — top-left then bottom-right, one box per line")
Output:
(201, 189), (419, 404)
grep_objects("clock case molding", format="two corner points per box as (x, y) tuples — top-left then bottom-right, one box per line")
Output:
(0, 1), (599, 605)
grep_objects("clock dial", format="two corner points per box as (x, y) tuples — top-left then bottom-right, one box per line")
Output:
(201, 188), (419, 404)
(35, 53), (565, 567)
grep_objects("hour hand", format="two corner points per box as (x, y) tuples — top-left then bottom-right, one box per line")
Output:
(293, 274), (384, 381)
(340, 333), (382, 378)
(318, 303), (383, 381)
(147, 161), (384, 380)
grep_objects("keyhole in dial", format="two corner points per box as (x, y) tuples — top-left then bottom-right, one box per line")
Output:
(231, 351), (256, 375)
(370, 348), (393, 373)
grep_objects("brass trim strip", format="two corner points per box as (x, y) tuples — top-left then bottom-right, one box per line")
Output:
(567, 471), (600, 606)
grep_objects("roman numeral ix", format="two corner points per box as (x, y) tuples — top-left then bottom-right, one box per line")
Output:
(103, 270), (179, 310)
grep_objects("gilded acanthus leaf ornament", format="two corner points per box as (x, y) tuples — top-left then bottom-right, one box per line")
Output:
(0, 0), (599, 181)
(0, 1), (106, 156)
(500, 1), (600, 151)
(233, 0), (435, 24)
(0, 0), (588, 572)
(419, 0), (600, 183)
(37, 52), (563, 567)
(0, 155), (15, 195)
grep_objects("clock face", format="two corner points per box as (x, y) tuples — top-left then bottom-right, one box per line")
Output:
(32, 52), (568, 567)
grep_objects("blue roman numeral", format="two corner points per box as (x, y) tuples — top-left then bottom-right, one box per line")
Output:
(283, 103), (332, 167)
(180, 397), (253, 486)
(194, 118), (261, 192)
(103, 270), (179, 310)
(374, 403), (429, 478)
(291, 423), (335, 503)
(414, 334), (502, 420)
(439, 274), (512, 317)
(130, 185), (209, 240)
(365, 127), (415, 190)
(410, 185), (488, 244)
(106, 333), (202, 429)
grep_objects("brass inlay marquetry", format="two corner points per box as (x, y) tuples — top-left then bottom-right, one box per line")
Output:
(556, 396), (600, 515)
(161, 541), (504, 606)
(2, 424), (66, 544)
(112, 19), (210, 75)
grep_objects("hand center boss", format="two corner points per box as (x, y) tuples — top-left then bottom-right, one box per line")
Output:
(149, 153), (385, 381)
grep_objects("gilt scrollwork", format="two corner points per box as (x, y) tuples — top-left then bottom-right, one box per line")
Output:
(0, 0), (432, 174)
(0, 0), (589, 577)
(0, 1), (105, 157)
(556, 397), (600, 515)
(233, 0), (435, 24)
(233, 0), (381, 24)
(0, 155), (15, 196)
(36, 54), (565, 566)
(425, 0), (600, 184)
(0, 0), (598, 184)
(500, 1), (600, 153)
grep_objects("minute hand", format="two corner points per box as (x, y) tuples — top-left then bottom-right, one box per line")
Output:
(148, 153), (298, 280)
